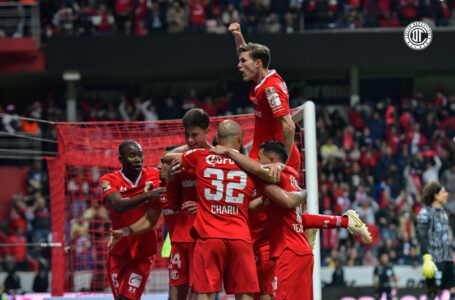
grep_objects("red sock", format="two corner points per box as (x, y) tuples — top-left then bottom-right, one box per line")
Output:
(301, 213), (348, 229)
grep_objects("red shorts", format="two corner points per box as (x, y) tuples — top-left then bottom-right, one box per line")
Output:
(168, 242), (194, 286)
(254, 243), (275, 296)
(274, 249), (313, 300)
(107, 254), (155, 300)
(192, 238), (259, 294)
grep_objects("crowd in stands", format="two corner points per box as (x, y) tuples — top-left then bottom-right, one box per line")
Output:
(3, 0), (453, 38)
(1, 160), (50, 293)
(2, 85), (455, 290)
(315, 91), (455, 280)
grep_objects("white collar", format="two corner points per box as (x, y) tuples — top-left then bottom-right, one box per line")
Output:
(120, 169), (142, 188)
(254, 69), (276, 93)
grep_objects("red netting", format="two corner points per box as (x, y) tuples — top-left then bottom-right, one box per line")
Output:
(46, 110), (304, 295)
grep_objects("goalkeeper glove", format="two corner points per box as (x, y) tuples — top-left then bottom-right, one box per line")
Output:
(422, 254), (438, 279)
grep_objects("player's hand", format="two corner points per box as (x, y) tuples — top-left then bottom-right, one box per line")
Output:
(305, 229), (318, 250)
(228, 22), (241, 35)
(422, 254), (438, 279)
(147, 187), (166, 200)
(210, 145), (230, 156)
(108, 229), (124, 250)
(144, 182), (153, 193)
(182, 201), (198, 215)
(263, 162), (284, 183)
(169, 160), (183, 177)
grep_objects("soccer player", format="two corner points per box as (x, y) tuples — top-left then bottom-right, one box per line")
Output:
(211, 141), (372, 299)
(109, 145), (183, 300)
(179, 120), (306, 300)
(101, 140), (165, 300)
(228, 22), (299, 171)
(229, 22), (300, 299)
(166, 108), (212, 300)
(417, 181), (455, 300)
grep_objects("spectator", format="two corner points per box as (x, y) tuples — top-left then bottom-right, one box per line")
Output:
(33, 258), (49, 292)
(166, 1), (188, 33)
(263, 13), (282, 33)
(92, 4), (115, 33)
(189, 0), (206, 32)
(330, 259), (346, 286)
(206, 17), (228, 34)
(31, 195), (51, 243)
(26, 161), (47, 194)
(2, 105), (20, 134)
(221, 4), (240, 26)
(4, 257), (21, 294)
(363, 249), (379, 266)
(422, 155), (442, 185)
(4, 227), (27, 270)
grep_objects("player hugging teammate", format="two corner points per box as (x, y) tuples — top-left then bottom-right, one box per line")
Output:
(103, 22), (372, 300)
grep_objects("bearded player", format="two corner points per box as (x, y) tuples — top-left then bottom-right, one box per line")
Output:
(178, 120), (306, 300)
(101, 140), (165, 300)
(211, 141), (372, 299)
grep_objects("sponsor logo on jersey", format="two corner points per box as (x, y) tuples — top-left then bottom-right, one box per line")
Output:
(267, 93), (281, 108)
(128, 287), (136, 294)
(120, 186), (127, 192)
(170, 270), (179, 280)
(101, 181), (111, 192)
(206, 155), (235, 166)
(128, 273), (143, 288)
(182, 180), (196, 188)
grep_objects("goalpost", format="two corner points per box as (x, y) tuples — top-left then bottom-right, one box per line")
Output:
(45, 102), (319, 297)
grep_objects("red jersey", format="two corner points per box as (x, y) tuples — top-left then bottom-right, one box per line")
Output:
(101, 168), (161, 258)
(181, 148), (261, 242)
(167, 170), (197, 243)
(159, 193), (178, 238)
(249, 70), (300, 171)
(265, 170), (312, 258)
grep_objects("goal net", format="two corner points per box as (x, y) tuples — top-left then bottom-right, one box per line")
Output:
(46, 105), (307, 296)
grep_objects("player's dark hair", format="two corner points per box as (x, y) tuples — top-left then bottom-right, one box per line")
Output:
(259, 141), (288, 163)
(119, 140), (140, 157)
(182, 108), (210, 130)
(239, 43), (271, 69)
(422, 181), (442, 206)
(165, 145), (178, 152)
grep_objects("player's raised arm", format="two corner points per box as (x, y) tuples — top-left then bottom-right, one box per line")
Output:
(104, 187), (165, 214)
(210, 145), (280, 183)
(229, 22), (246, 55)
(278, 114), (296, 161)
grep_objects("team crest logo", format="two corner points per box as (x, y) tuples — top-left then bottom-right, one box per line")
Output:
(101, 181), (111, 192)
(171, 270), (179, 280)
(265, 87), (275, 95)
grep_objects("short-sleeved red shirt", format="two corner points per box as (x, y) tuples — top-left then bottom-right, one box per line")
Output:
(166, 170), (197, 243)
(249, 70), (300, 171)
(265, 170), (312, 258)
(101, 168), (160, 258)
(181, 148), (261, 243)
